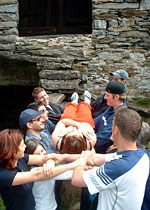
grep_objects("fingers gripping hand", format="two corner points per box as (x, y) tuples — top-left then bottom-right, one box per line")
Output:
(42, 159), (55, 176)
(81, 149), (95, 166)
(79, 123), (95, 139)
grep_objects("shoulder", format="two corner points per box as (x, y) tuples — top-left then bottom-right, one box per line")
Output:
(102, 149), (148, 181)
(0, 167), (18, 187)
(44, 120), (55, 132)
(144, 149), (150, 158)
(21, 154), (29, 164)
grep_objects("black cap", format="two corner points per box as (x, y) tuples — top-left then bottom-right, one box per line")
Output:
(105, 81), (125, 94)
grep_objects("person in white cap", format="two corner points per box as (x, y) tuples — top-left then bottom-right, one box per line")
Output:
(91, 69), (129, 118)
(109, 69), (129, 84)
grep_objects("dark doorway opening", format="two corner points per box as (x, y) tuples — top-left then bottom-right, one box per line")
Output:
(0, 86), (36, 131)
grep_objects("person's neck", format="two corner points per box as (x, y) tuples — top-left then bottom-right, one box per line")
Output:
(27, 129), (41, 137)
(113, 101), (123, 110)
(117, 139), (137, 152)
(14, 160), (18, 167)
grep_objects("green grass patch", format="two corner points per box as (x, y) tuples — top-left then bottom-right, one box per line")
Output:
(0, 196), (5, 210)
(146, 141), (150, 150)
(131, 98), (150, 107)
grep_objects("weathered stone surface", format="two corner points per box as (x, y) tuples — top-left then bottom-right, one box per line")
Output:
(0, 4), (17, 13)
(72, 64), (88, 73)
(0, 0), (17, 5)
(29, 48), (84, 58)
(93, 0), (114, 3)
(0, 21), (17, 28)
(0, 0), (149, 101)
(0, 35), (16, 43)
(93, 3), (139, 9)
(93, 20), (107, 29)
(0, 43), (15, 50)
(121, 11), (148, 17)
(40, 79), (81, 90)
(120, 31), (149, 38)
(92, 9), (110, 16)
(140, 0), (150, 10)
(48, 93), (66, 104)
(39, 70), (81, 80)
(0, 14), (18, 21)
(108, 27), (132, 32)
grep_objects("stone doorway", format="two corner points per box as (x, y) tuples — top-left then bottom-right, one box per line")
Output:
(0, 86), (35, 131)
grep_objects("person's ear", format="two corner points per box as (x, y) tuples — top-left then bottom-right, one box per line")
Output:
(115, 126), (120, 136)
(115, 94), (120, 101)
(26, 122), (33, 129)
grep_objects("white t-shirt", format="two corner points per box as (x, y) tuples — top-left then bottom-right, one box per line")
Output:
(31, 167), (73, 210)
(83, 149), (149, 210)
(31, 168), (56, 210)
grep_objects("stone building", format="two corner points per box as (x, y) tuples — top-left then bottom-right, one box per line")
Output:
(0, 0), (150, 128)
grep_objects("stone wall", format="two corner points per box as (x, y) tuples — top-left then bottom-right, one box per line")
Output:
(0, 0), (150, 101)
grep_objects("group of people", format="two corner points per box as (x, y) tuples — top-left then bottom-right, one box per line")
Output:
(0, 69), (150, 210)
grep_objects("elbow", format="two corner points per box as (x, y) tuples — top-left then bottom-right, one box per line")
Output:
(71, 179), (80, 187)
(71, 178), (84, 188)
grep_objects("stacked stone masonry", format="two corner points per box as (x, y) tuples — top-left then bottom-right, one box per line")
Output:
(0, 0), (150, 100)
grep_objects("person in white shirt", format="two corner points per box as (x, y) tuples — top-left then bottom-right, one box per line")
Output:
(71, 107), (149, 210)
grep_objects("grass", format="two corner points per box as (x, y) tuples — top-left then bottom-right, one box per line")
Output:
(131, 98), (150, 107)
(60, 180), (81, 210)
(0, 196), (5, 210)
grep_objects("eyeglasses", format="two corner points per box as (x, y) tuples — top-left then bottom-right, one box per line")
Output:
(30, 116), (43, 123)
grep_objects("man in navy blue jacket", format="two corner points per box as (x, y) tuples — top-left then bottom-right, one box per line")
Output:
(94, 80), (127, 154)
(91, 69), (128, 118)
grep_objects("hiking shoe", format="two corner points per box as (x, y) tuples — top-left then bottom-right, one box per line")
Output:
(71, 92), (79, 102)
(83, 90), (91, 100)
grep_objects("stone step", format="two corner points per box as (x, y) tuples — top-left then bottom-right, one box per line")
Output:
(48, 92), (66, 105)
(39, 69), (81, 80)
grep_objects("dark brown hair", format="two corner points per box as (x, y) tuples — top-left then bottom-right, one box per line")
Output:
(0, 129), (24, 169)
(114, 107), (142, 142)
(27, 102), (44, 111)
(60, 135), (87, 154)
(25, 138), (44, 154)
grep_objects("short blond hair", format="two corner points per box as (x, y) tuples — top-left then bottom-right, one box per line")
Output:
(32, 87), (44, 100)
(112, 93), (127, 102)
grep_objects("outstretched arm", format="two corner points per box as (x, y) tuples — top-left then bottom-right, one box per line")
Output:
(72, 150), (106, 187)
(12, 156), (87, 186)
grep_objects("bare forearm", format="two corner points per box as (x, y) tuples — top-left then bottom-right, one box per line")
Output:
(54, 153), (80, 164)
(28, 154), (51, 166)
(92, 153), (106, 166)
(48, 162), (76, 178)
(72, 166), (86, 187)
(12, 168), (45, 186)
